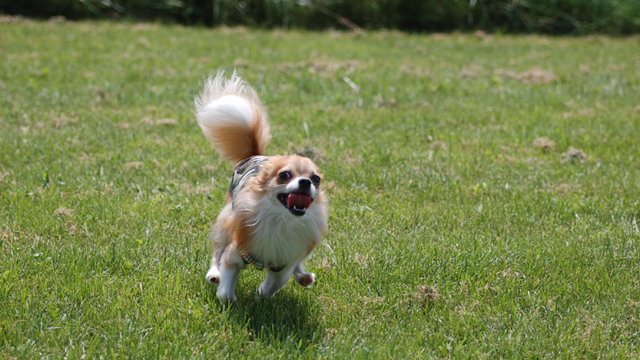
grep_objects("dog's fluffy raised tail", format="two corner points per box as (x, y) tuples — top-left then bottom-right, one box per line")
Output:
(195, 71), (271, 163)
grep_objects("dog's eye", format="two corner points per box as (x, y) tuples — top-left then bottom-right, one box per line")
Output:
(278, 171), (292, 181)
(310, 175), (321, 185)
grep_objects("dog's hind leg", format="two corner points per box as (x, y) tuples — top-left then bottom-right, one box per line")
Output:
(293, 262), (316, 287)
(205, 204), (233, 285)
(216, 244), (244, 304)
(205, 227), (227, 284)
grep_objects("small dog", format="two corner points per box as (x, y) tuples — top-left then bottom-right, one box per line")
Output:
(195, 72), (329, 303)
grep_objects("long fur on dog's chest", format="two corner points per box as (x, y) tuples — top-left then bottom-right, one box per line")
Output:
(240, 196), (323, 267)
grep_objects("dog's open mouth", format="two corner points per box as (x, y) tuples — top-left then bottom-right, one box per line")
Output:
(277, 192), (312, 216)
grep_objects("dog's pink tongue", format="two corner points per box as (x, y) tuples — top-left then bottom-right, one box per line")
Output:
(288, 193), (312, 209)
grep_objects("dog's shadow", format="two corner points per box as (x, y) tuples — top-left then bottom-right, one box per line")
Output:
(206, 282), (323, 348)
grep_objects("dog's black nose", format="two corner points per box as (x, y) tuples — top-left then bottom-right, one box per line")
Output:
(298, 178), (311, 189)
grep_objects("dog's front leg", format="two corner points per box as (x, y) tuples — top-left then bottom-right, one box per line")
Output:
(258, 267), (295, 299)
(216, 246), (244, 304)
(293, 263), (316, 287)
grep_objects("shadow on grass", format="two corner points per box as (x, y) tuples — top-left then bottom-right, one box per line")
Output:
(205, 281), (323, 350)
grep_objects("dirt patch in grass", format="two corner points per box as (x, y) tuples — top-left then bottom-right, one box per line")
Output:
(232, 59), (254, 69)
(402, 285), (441, 308)
(553, 184), (576, 194)
(323, 328), (338, 342)
(0, 15), (26, 23)
(320, 258), (332, 271)
(67, 221), (86, 237)
(47, 16), (66, 23)
(562, 147), (587, 162)
(292, 145), (324, 162)
(498, 268), (526, 280)
(495, 68), (559, 84)
(579, 64), (590, 74)
(430, 141), (448, 151)
(474, 30), (489, 40)
(201, 164), (217, 173)
(362, 296), (386, 305)
(131, 23), (160, 31)
(53, 207), (73, 217)
(0, 231), (19, 242)
(78, 153), (96, 165)
(219, 26), (250, 34)
(52, 114), (77, 128)
(95, 87), (110, 104)
(125, 161), (143, 170)
(374, 95), (397, 108)
(322, 181), (343, 197)
(577, 108), (596, 117)
(343, 150), (362, 166)
(460, 63), (484, 79)
(353, 253), (370, 269)
(533, 137), (555, 152)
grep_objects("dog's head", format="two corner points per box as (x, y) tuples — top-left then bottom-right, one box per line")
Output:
(256, 155), (324, 217)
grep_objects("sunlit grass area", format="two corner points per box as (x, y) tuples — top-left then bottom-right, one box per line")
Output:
(1, 19), (639, 358)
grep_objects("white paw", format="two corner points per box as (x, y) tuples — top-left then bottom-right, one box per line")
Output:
(216, 290), (237, 304)
(257, 285), (272, 299)
(295, 272), (316, 287)
(205, 267), (220, 285)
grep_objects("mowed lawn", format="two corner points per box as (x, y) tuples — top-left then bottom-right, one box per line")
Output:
(1, 19), (639, 358)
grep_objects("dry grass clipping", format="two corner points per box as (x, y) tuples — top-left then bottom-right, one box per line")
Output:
(402, 285), (442, 308)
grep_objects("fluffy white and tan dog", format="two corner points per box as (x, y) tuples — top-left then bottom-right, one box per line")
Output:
(195, 72), (329, 303)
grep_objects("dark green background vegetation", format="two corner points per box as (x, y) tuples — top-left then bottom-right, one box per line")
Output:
(2, 0), (640, 34)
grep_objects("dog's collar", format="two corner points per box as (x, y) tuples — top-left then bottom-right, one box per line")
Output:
(229, 156), (271, 210)
(237, 245), (285, 272)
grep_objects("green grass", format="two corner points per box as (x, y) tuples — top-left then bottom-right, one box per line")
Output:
(1, 19), (639, 358)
